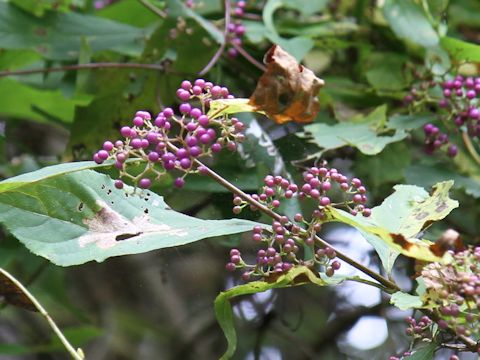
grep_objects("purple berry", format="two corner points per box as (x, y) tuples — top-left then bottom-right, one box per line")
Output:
(133, 116), (144, 127)
(467, 90), (477, 99)
(211, 143), (222, 152)
(179, 103), (191, 114)
(163, 108), (174, 118)
(148, 151), (160, 162)
(194, 78), (206, 88)
(139, 178), (152, 189)
(190, 108), (202, 119)
(103, 141), (114, 151)
(180, 158), (191, 169)
(192, 85), (202, 95)
(186, 121), (198, 132)
(320, 197), (331, 206)
(469, 108), (480, 119)
(177, 89), (191, 101)
(198, 115), (209, 127)
(93, 153), (103, 164)
(225, 262), (236, 272)
(97, 150), (109, 160)
(447, 144), (458, 157)
(121, 126), (132, 137)
(185, 135), (198, 147)
(174, 177), (185, 188)
(131, 138), (142, 149)
(176, 148), (189, 159)
(189, 146), (202, 157)
(181, 80), (192, 90)
(199, 133), (212, 144)
(114, 179), (124, 189)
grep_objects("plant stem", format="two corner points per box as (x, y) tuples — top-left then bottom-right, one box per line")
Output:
(198, 0), (231, 75)
(165, 140), (399, 292)
(137, 0), (167, 18)
(462, 132), (480, 166)
(0, 63), (165, 78)
(0, 268), (84, 360)
(230, 42), (267, 72)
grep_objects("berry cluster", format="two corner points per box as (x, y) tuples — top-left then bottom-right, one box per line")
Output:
(421, 246), (480, 342)
(233, 167), (371, 217)
(226, 167), (371, 280)
(227, 1), (247, 58)
(404, 315), (433, 339)
(440, 76), (480, 139)
(405, 72), (480, 158)
(423, 123), (458, 157)
(93, 79), (245, 190)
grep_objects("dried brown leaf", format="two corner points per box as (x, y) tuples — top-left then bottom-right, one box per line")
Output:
(249, 45), (325, 124)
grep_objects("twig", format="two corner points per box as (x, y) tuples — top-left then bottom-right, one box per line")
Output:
(462, 132), (480, 166)
(231, 42), (267, 72)
(0, 63), (165, 78)
(198, 0), (231, 75)
(0, 268), (84, 360)
(137, 0), (167, 18)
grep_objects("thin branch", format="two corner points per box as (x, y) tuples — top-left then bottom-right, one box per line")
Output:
(0, 268), (84, 360)
(462, 132), (480, 166)
(241, 13), (262, 21)
(166, 140), (399, 292)
(0, 63), (165, 78)
(137, 0), (167, 18)
(198, 0), (231, 75)
(231, 42), (267, 72)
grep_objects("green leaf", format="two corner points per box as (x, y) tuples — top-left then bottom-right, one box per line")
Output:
(353, 142), (412, 190)
(0, 49), (41, 70)
(388, 114), (435, 131)
(166, 0), (223, 44)
(365, 52), (407, 91)
(0, 78), (92, 123)
(262, 0), (313, 60)
(405, 342), (436, 360)
(215, 266), (346, 359)
(0, 2), (147, 60)
(323, 181), (458, 272)
(383, 0), (439, 47)
(405, 164), (480, 198)
(298, 105), (408, 155)
(208, 98), (263, 118)
(96, 0), (159, 27)
(441, 36), (480, 62)
(390, 291), (423, 310)
(0, 168), (259, 266)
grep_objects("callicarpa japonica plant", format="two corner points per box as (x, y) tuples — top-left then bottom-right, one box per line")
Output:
(2, 1), (480, 360)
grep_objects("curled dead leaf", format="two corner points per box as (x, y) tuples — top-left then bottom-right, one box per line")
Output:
(249, 45), (325, 124)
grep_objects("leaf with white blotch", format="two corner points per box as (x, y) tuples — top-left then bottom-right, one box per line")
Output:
(323, 181), (458, 272)
(215, 266), (354, 359)
(0, 167), (260, 266)
(390, 291), (423, 311)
